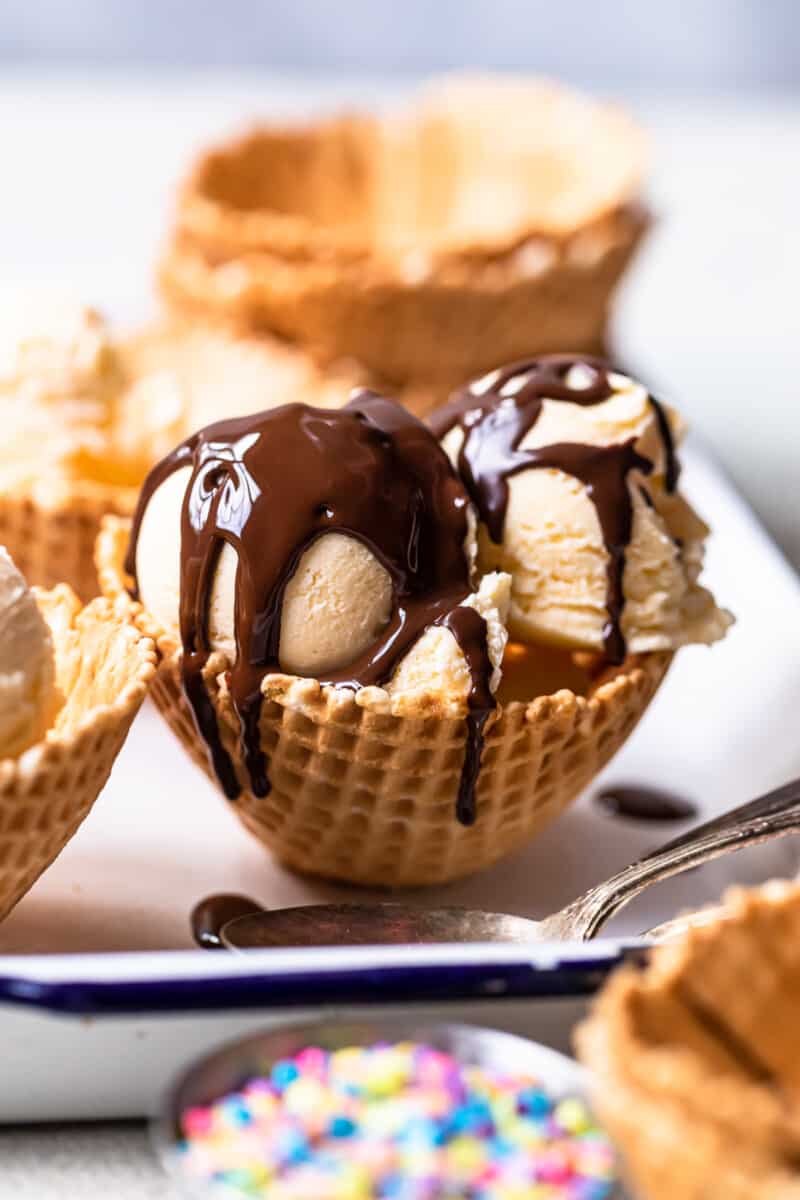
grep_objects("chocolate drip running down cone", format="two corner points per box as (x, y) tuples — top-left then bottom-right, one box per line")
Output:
(430, 355), (679, 664)
(126, 391), (497, 824)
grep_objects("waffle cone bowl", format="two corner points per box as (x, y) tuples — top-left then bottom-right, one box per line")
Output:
(0, 585), (155, 921)
(577, 882), (800, 1200)
(0, 479), (137, 602)
(160, 76), (649, 385)
(99, 517), (670, 887)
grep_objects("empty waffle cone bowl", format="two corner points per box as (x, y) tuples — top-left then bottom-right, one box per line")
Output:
(0, 585), (155, 921)
(99, 517), (670, 887)
(159, 76), (649, 385)
(577, 882), (800, 1200)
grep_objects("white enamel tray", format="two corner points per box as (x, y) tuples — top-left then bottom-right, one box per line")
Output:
(0, 443), (798, 1122)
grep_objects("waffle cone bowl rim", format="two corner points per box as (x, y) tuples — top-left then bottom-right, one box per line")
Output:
(0, 583), (156, 920)
(161, 79), (649, 382)
(0, 476), (139, 601)
(160, 203), (649, 317)
(160, 200), (648, 384)
(171, 76), (648, 265)
(576, 882), (800, 1199)
(0, 584), (156, 789)
(97, 514), (671, 732)
(98, 515), (672, 886)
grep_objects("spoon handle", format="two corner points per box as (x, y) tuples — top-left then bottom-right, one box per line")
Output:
(560, 776), (800, 940)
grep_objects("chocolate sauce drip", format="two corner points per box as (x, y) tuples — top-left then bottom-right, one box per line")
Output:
(595, 784), (698, 822)
(439, 606), (494, 826)
(126, 391), (495, 823)
(648, 394), (680, 493)
(430, 355), (676, 664)
(191, 893), (261, 949)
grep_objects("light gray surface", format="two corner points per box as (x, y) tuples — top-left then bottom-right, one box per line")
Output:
(2, 0), (799, 90)
(0, 1124), (179, 1199)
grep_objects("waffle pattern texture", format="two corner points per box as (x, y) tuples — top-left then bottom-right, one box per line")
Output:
(99, 517), (669, 887)
(0, 482), (135, 602)
(577, 882), (800, 1200)
(0, 586), (155, 920)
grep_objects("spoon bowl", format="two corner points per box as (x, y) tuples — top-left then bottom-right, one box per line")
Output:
(221, 903), (544, 949)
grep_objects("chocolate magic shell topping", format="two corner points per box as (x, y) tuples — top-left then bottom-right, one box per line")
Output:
(126, 391), (495, 824)
(429, 355), (679, 664)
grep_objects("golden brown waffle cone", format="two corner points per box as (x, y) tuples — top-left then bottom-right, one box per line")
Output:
(577, 882), (800, 1200)
(0, 479), (137, 602)
(159, 76), (649, 384)
(0, 585), (155, 921)
(98, 517), (670, 887)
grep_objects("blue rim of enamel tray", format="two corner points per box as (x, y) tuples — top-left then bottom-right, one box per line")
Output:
(0, 941), (647, 1015)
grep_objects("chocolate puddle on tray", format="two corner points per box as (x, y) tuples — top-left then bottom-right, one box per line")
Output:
(595, 784), (698, 822)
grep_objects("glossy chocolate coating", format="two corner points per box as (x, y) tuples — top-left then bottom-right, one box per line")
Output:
(430, 356), (677, 663)
(127, 391), (494, 822)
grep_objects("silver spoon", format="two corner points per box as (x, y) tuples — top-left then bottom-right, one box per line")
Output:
(193, 776), (800, 949)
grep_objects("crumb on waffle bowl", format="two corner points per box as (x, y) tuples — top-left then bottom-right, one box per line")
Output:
(0, 585), (155, 921)
(99, 515), (670, 887)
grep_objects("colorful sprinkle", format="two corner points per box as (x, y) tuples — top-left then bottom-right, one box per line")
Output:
(177, 1041), (617, 1198)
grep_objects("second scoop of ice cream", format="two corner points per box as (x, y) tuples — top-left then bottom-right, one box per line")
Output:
(431, 356), (732, 659)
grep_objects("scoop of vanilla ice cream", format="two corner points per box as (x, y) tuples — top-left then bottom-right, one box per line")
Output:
(276, 533), (393, 675)
(0, 301), (120, 491)
(135, 464), (500, 696)
(0, 548), (58, 757)
(442, 369), (731, 654)
(136, 466), (396, 677)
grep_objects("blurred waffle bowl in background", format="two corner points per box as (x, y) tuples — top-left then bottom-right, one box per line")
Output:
(0, 78), (648, 600)
(0, 306), (382, 600)
(0, 579), (155, 921)
(578, 882), (800, 1200)
(159, 74), (649, 390)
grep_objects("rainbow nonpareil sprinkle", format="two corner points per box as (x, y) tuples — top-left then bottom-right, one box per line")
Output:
(177, 1041), (617, 1198)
